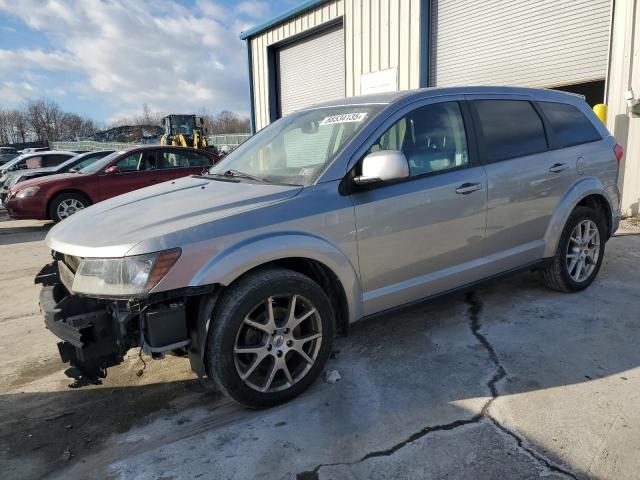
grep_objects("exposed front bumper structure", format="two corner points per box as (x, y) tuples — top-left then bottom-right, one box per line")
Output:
(36, 259), (193, 382)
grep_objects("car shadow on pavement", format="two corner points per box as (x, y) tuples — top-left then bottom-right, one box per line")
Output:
(3, 252), (640, 480)
(0, 214), (51, 246)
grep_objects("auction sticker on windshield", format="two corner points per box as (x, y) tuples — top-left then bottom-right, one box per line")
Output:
(320, 112), (367, 125)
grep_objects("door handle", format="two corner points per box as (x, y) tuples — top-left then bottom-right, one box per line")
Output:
(455, 182), (482, 195)
(549, 163), (569, 173)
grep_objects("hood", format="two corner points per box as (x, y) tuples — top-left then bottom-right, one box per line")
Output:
(46, 175), (302, 258)
(12, 172), (81, 190)
(13, 166), (58, 176)
(4, 168), (55, 184)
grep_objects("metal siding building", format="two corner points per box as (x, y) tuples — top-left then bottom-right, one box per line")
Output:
(430, 0), (611, 88)
(242, 0), (424, 131)
(241, 0), (640, 217)
(241, 0), (613, 132)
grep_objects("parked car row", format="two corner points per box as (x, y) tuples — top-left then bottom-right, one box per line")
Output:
(0, 150), (113, 204)
(3, 146), (218, 222)
(0, 146), (19, 165)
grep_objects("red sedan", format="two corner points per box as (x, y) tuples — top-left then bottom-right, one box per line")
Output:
(5, 146), (218, 222)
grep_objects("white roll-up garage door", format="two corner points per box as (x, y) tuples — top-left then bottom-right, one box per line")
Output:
(430, 0), (611, 88)
(277, 25), (345, 117)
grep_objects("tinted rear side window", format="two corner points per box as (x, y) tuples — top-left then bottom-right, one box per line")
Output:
(473, 100), (548, 162)
(42, 155), (71, 167)
(538, 101), (601, 148)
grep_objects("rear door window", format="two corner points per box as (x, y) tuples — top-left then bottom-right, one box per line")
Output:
(473, 100), (548, 162)
(24, 156), (42, 169)
(188, 151), (213, 167)
(538, 101), (601, 148)
(42, 155), (71, 167)
(158, 150), (212, 168)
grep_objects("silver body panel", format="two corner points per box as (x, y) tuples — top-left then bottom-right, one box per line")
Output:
(46, 86), (621, 323)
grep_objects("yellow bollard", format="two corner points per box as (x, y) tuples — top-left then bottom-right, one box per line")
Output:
(593, 104), (607, 124)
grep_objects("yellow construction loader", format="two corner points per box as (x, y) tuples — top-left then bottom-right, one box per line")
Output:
(160, 114), (208, 149)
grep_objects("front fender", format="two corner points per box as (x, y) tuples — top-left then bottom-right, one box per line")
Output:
(191, 232), (363, 322)
(542, 177), (616, 258)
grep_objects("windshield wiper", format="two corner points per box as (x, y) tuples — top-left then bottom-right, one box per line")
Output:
(222, 169), (266, 183)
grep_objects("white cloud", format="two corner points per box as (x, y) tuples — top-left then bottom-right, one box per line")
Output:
(236, 1), (269, 19)
(0, 48), (78, 70)
(0, 0), (259, 120)
(0, 80), (36, 103)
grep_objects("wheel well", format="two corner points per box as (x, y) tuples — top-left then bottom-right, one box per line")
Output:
(577, 194), (612, 237)
(232, 258), (350, 336)
(46, 190), (92, 219)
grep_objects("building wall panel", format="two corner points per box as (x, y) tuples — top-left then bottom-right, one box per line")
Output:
(248, 0), (345, 130)
(344, 0), (422, 96)
(431, 0), (612, 88)
(248, 0), (422, 130)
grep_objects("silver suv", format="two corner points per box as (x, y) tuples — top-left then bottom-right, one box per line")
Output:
(38, 87), (621, 408)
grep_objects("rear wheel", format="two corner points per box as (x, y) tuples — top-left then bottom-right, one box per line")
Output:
(205, 268), (334, 409)
(50, 193), (88, 223)
(541, 206), (606, 292)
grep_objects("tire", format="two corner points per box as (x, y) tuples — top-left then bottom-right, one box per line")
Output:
(50, 193), (89, 223)
(540, 206), (606, 292)
(205, 268), (335, 409)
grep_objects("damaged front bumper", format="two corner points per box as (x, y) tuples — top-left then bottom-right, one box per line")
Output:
(36, 260), (194, 382)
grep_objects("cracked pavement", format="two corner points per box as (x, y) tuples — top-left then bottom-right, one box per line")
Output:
(2, 214), (640, 480)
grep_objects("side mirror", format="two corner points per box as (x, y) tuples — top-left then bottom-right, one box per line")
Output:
(353, 150), (409, 186)
(104, 165), (121, 174)
(199, 117), (204, 125)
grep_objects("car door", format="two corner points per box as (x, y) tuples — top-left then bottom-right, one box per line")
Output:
(95, 150), (162, 202)
(350, 99), (488, 316)
(466, 95), (579, 274)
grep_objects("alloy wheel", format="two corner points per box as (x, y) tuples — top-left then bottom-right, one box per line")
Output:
(233, 294), (323, 393)
(565, 219), (600, 283)
(57, 198), (85, 219)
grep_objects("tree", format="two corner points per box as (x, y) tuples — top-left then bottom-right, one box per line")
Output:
(0, 98), (98, 144)
(202, 110), (250, 134)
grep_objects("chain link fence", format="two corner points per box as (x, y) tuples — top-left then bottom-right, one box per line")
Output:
(51, 133), (251, 153)
(51, 141), (142, 152)
(207, 133), (251, 149)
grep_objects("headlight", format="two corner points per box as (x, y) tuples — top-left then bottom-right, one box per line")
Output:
(16, 186), (40, 199)
(9, 175), (22, 186)
(71, 248), (181, 298)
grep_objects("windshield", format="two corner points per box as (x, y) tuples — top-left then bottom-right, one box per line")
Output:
(79, 150), (125, 173)
(62, 151), (112, 171)
(1, 155), (26, 172)
(168, 115), (196, 136)
(209, 105), (382, 186)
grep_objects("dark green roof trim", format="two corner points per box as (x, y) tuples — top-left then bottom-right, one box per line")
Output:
(239, 0), (331, 40)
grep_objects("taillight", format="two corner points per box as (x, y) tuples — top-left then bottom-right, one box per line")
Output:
(614, 143), (624, 162)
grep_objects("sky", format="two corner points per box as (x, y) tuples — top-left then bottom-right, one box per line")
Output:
(0, 0), (297, 124)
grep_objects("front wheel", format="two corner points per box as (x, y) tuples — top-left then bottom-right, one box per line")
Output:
(205, 268), (335, 409)
(540, 206), (606, 292)
(50, 193), (89, 223)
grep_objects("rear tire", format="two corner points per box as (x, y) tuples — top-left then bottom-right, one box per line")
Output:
(540, 206), (606, 292)
(50, 193), (89, 223)
(205, 268), (335, 409)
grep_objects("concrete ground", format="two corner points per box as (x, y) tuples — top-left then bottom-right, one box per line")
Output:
(1, 211), (639, 480)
